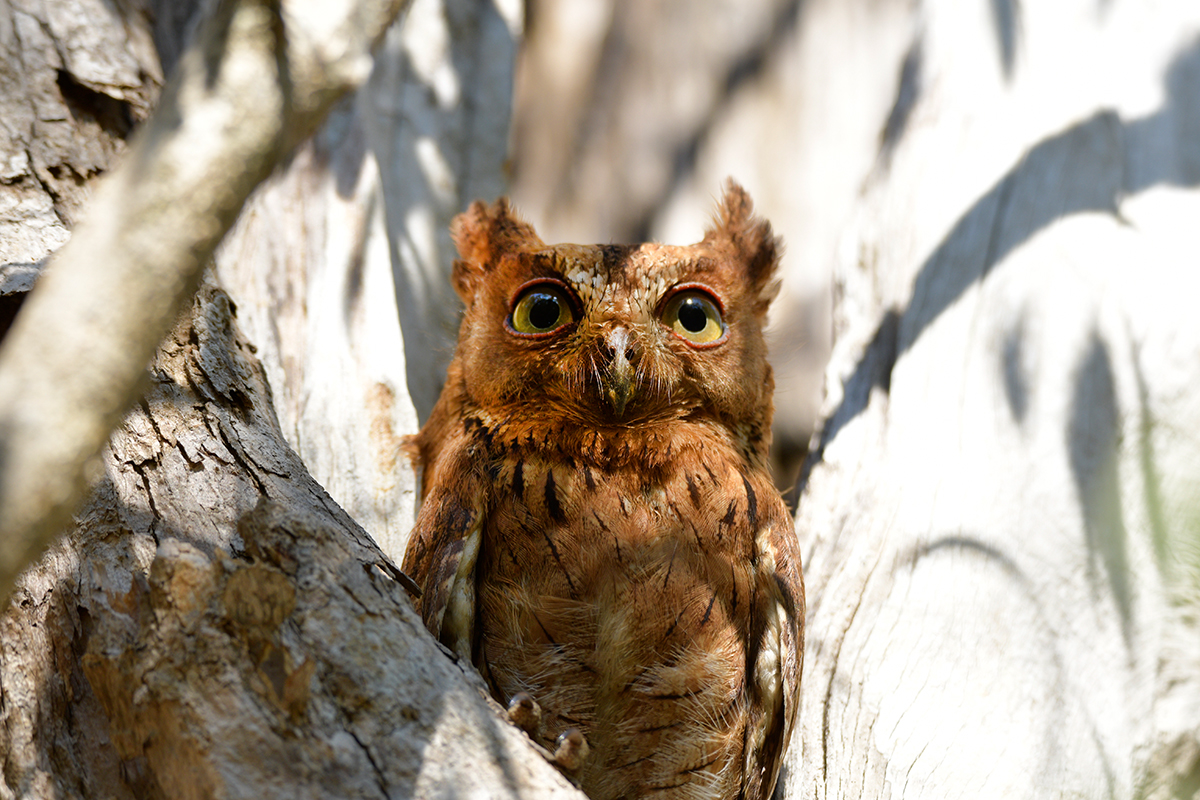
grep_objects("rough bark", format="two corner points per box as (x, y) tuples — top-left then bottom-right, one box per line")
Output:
(787, 2), (1200, 798)
(212, 110), (424, 565)
(8, 0), (1199, 797)
(1, 283), (583, 799)
(0, 0), (163, 262)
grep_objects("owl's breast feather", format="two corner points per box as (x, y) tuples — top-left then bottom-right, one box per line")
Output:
(473, 435), (796, 800)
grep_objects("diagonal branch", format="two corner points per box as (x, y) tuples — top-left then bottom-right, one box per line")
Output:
(0, 0), (409, 600)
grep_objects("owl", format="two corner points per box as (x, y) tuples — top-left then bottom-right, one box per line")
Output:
(402, 182), (804, 800)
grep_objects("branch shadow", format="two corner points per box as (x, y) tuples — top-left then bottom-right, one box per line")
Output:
(902, 535), (1120, 796)
(807, 36), (1200, 472)
(630, 0), (806, 242)
(363, 0), (519, 424)
(1067, 334), (1131, 646)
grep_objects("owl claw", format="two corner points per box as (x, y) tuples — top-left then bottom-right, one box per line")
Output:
(506, 691), (542, 735)
(507, 694), (589, 775)
(553, 727), (590, 772)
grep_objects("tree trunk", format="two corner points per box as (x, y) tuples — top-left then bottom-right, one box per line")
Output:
(213, 0), (521, 563)
(3, 280), (581, 798)
(786, 2), (1200, 798)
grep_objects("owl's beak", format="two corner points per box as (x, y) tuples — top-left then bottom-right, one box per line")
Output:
(603, 327), (635, 417)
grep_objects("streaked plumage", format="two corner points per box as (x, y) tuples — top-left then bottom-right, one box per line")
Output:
(403, 182), (804, 800)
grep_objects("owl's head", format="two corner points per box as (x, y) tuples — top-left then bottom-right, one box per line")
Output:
(443, 181), (781, 461)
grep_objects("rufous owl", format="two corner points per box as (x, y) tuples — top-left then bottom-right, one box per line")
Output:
(402, 181), (804, 800)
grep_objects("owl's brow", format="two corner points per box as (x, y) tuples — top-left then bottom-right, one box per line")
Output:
(677, 256), (717, 276)
(528, 251), (582, 276)
(622, 257), (718, 297)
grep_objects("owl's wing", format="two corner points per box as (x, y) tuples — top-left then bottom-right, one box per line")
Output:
(747, 495), (806, 800)
(401, 456), (487, 663)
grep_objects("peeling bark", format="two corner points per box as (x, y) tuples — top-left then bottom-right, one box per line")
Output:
(0, 0), (167, 264)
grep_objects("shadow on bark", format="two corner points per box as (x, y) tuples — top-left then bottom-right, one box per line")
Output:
(1067, 334), (1131, 647)
(810, 36), (1200, 467)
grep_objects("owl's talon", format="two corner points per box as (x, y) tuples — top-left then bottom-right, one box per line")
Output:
(506, 691), (542, 735)
(552, 727), (589, 772)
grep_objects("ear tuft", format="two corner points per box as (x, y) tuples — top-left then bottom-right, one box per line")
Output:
(450, 199), (544, 302)
(703, 179), (781, 297)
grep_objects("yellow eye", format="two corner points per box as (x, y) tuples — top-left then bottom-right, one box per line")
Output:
(509, 283), (575, 335)
(661, 289), (726, 345)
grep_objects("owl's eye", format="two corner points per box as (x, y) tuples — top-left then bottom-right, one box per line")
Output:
(509, 282), (576, 336)
(661, 288), (726, 345)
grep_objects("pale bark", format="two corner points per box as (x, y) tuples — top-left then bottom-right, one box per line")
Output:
(787, 2), (1200, 798)
(215, 0), (523, 563)
(367, 0), (521, 424)
(515, 0), (1200, 794)
(7, 0), (1199, 797)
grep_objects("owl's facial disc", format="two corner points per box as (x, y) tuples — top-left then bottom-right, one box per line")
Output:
(602, 327), (635, 417)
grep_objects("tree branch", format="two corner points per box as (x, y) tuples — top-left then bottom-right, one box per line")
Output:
(0, 0), (408, 599)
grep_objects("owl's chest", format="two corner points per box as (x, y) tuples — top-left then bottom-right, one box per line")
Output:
(473, 450), (769, 798)
(478, 451), (755, 599)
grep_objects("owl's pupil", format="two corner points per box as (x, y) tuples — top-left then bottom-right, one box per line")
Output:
(677, 299), (708, 333)
(529, 295), (561, 329)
